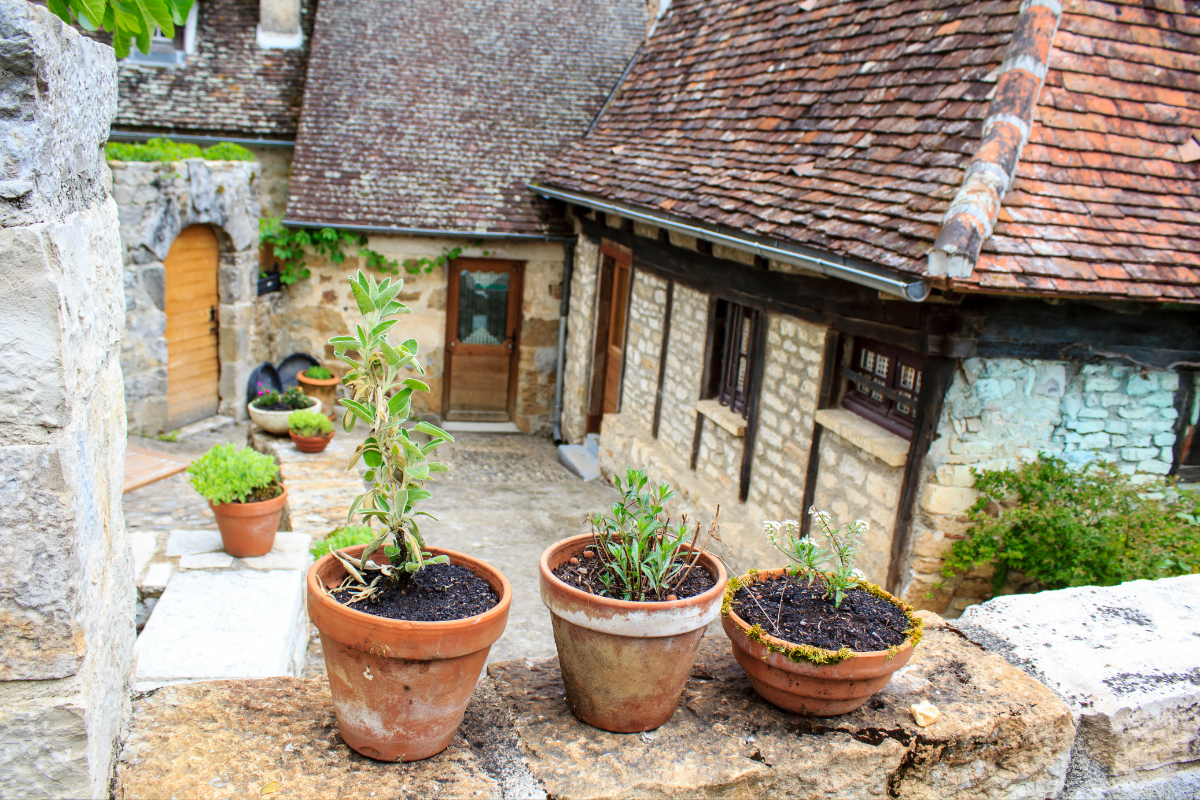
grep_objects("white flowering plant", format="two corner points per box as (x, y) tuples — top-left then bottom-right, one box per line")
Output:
(764, 508), (868, 608)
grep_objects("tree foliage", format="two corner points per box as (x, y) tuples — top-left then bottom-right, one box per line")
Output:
(47, 0), (195, 59)
(942, 454), (1200, 592)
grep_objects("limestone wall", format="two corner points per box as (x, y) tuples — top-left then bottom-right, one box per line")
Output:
(110, 159), (260, 433)
(904, 358), (1185, 615)
(560, 234), (600, 445)
(657, 285), (706, 466)
(0, 3), (134, 795)
(241, 144), (293, 219)
(621, 270), (668, 433)
(259, 236), (565, 434)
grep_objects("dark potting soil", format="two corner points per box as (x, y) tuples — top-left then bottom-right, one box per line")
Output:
(333, 562), (498, 622)
(253, 399), (315, 412)
(552, 547), (716, 602)
(241, 482), (283, 503)
(731, 575), (910, 652)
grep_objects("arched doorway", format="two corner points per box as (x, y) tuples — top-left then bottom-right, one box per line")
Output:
(164, 224), (220, 428)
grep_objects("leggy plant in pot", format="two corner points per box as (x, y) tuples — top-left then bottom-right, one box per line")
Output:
(186, 443), (286, 557)
(538, 467), (727, 732)
(306, 270), (511, 762)
(288, 407), (334, 453)
(721, 509), (923, 716)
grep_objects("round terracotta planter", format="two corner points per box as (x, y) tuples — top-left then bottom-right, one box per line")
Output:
(289, 430), (333, 453)
(209, 485), (287, 558)
(297, 372), (340, 420)
(539, 533), (727, 733)
(721, 568), (918, 717)
(307, 544), (511, 762)
(247, 398), (321, 435)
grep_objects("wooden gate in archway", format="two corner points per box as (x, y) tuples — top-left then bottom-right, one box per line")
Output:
(164, 224), (220, 428)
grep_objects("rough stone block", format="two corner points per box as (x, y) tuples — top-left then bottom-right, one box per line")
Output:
(166, 529), (224, 556)
(178, 553), (235, 570)
(955, 575), (1200, 795)
(920, 483), (979, 516)
(134, 570), (307, 689)
(114, 616), (1074, 799)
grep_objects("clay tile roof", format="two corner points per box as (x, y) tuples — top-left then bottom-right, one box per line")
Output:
(285, 0), (646, 237)
(93, 0), (315, 139)
(538, 0), (1200, 302)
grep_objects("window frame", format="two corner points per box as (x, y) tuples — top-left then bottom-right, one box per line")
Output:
(709, 299), (761, 419)
(841, 337), (924, 440)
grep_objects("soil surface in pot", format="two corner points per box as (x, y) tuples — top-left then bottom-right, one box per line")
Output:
(233, 482), (283, 503)
(552, 548), (716, 601)
(731, 575), (909, 652)
(253, 399), (316, 412)
(332, 563), (498, 622)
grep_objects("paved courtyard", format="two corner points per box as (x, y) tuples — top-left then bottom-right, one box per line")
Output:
(123, 423), (619, 679)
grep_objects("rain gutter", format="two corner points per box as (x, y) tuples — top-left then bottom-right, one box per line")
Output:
(109, 130), (295, 148)
(527, 184), (930, 302)
(280, 219), (572, 243)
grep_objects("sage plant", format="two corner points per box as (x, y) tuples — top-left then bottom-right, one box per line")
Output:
(326, 270), (454, 601)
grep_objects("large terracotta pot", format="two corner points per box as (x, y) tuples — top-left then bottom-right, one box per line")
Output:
(297, 371), (341, 420)
(307, 544), (511, 761)
(539, 533), (727, 733)
(247, 398), (321, 435)
(721, 567), (919, 716)
(209, 485), (287, 558)
(289, 430), (332, 453)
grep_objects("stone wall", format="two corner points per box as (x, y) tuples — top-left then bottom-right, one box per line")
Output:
(656, 284), (706, 465)
(904, 358), (1185, 615)
(560, 233), (600, 445)
(0, 3), (135, 796)
(620, 270), (667, 433)
(241, 144), (292, 219)
(255, 236), (565, 433)
(111, 159), (260, 433)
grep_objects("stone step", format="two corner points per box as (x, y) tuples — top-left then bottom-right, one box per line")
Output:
(440, 420), (523, 434)
(557, 443), (599, 481)
(134, 568), (308, 691)
(954, 574), (1200, 799)
(177, 414), (235, 439)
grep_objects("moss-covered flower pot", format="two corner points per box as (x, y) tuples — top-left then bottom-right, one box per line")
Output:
(721, 568), (923, 716)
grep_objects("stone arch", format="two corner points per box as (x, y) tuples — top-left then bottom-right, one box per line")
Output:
(111, 158), (260, 434)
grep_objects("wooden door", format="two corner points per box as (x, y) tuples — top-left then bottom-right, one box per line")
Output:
(602, 260), (630, 414)
(164, 225), (220, 428)
(444, 259), (523, 421)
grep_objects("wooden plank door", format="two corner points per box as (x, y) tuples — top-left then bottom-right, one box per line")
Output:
(602, 259), (630, 414)
(164, 224), (220, 428)
(444, 259), (523, 421)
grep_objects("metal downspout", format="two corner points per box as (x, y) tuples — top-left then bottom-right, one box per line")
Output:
(552, 238), (576, 445)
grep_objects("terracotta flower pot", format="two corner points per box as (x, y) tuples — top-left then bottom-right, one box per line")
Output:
(721, 568), (920, 717)
(538, 533), (727, 733)
(307, 544), (511, 762)
(247, 398), (321, 435)
(209, 485), (287, 558)
(297, 372), (341, 420)
(289, 430), (333, 453)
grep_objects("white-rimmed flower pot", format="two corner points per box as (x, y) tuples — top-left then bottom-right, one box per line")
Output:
(247, 398), (321, 435)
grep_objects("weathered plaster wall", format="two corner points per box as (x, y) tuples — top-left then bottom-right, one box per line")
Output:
(904, 358), (1184, 615)
(241, 144), (292, 219)
(110, 159), (260, 433)
(0, 3), (134, 795)
(259, 236), (564, 433)
(560, 233), (600, 445)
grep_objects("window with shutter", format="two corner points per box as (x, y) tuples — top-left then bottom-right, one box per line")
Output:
(841, 338), (924, 439)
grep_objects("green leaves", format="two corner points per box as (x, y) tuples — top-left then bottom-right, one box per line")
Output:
(259, 218), (395, 286)
(49, 0), (194, 58)
(186, 443), (280, 505)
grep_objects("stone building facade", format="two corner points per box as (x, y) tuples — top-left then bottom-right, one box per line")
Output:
(112, 159), (261, 434)
(0, 3), (134, 795)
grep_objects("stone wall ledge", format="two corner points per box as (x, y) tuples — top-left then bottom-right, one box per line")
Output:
(114, 612), (1076, 799)
(696, 398), (747, 437)
(815, 407), (909, 467)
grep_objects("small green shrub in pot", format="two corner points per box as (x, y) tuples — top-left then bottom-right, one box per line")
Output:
(252, 385), (313, 411)
(186, 444), (286, 557)
(186, 443), (280, 505)
(288, 408), (333, 438)
(310, 525), (374, 560)
(304, 365), (334, 380)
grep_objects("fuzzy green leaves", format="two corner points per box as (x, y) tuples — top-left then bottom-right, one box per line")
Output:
(186, 443), (279, 506)
(48, 0), (195, 58)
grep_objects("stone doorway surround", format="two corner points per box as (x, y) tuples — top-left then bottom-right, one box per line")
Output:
(112, 158), (260, 435)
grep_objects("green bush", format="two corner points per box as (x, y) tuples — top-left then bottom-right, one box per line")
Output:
(943, 454), (1200, 593)
(310, 525), (375, 559)
(105, 137), (255, 163)
(289, 408), (333, 438)
(186, 444), (280, 505)
(304, 365), (334, 380)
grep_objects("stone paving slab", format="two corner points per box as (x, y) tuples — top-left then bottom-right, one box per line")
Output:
(954, 574), (1200, 798)
(114, 613), (1075, 799)
(134, 569), (308, 691)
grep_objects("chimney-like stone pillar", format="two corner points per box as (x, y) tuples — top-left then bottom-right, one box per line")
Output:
(257, 0), (302, 49)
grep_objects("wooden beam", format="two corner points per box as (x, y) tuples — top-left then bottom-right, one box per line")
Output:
(800, 329), (842, 539)
(738, 313), (770, 502)
(652, 280), (675, 439)
(886, 356), (957, 594)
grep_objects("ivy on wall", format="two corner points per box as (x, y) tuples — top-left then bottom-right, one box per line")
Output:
(259, 217), (489, 285)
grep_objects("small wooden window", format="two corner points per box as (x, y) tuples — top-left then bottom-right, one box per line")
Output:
(710, 300), (761, 418)
(842, 338), (924, 439)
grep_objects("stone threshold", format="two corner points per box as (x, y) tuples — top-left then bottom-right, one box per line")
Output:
(114, 613), (1076, 799)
